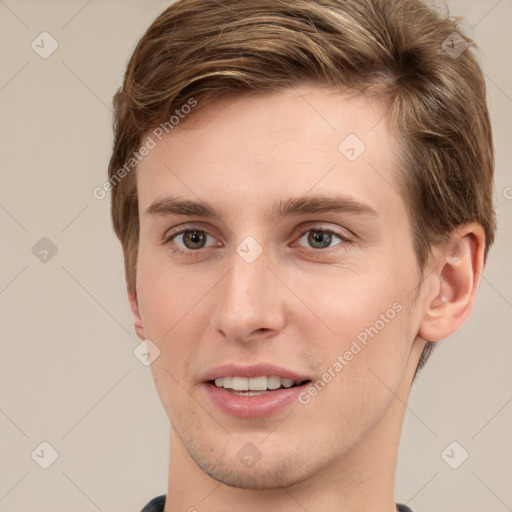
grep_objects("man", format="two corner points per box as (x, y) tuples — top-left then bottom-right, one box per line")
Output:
(107, 0), (496, 510)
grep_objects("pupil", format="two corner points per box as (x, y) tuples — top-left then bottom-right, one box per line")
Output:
(308, 231), (331, 249)
(185, 231), (206, 249)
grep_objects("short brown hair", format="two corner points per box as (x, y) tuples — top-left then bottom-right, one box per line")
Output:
(108, 0), (496, 372)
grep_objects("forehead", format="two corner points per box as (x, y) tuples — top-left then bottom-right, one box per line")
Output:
(136, 85), (403, 224)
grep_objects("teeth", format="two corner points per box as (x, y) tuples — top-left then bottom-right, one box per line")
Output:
(232, 376), (249, 391)
(213, 375), (303, 391)
(281, 378), (294, 388)
(267, 375), (281, 390)
(249, 376), (267, 391)
(216, 376), (232, 389)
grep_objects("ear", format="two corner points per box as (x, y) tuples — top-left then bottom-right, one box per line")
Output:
(418, 223), (486, 342)
(128, 287), (146, 340)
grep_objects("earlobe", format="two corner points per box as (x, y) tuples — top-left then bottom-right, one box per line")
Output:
(128, 287), (146, 340)
(418, 224), (485, 342)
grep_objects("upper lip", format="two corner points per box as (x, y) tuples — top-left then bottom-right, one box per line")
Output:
(199, 363), (311, 382)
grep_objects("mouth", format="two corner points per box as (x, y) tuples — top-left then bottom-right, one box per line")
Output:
(201, 364), (313, 418)
(210, 376), (311, 396)
(199, 362), (312, 418)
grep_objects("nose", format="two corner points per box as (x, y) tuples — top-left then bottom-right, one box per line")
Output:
(210, 246), (286, 344)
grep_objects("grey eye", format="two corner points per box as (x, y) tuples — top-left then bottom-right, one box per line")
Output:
(297, 230), (343, 249)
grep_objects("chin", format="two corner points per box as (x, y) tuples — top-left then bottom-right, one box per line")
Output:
(183, 434), (318, 490)
(196, 455), (314, 490)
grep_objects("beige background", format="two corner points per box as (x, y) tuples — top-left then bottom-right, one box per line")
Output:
(1, 0), (511, 511)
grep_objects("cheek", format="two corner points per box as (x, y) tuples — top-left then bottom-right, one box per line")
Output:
(297, 256), (416, 384)
(136, 250), (206, 338)
(136, 260), (207, 413)
(135, 254), (215, 386)
(297, 259), (411, 335)
(300, 283), (412, 442)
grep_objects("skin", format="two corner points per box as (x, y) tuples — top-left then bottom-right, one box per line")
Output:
(129, 84), (485, 512)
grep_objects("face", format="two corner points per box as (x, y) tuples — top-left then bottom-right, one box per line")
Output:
(134, 85), (427, 489)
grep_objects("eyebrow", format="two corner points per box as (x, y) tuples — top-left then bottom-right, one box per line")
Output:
(145, 194), (378, 220)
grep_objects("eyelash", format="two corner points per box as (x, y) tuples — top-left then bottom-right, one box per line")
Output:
(164, 225), (353, 256)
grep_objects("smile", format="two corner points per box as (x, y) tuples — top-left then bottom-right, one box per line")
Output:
(212, 376), (309, 395)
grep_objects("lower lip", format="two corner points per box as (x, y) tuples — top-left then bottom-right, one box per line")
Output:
(203, 382), (310, 418)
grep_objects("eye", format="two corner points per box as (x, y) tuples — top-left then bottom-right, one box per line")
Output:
(169, 229), (219, 251)
(296, 228), (346, 250)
